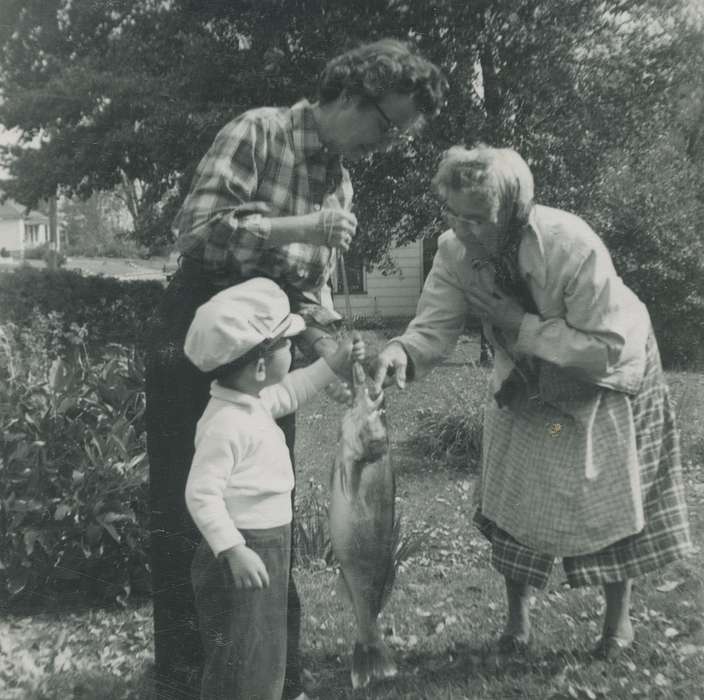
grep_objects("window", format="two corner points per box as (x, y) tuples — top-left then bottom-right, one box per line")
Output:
(334, 252), (366, 294)
(422, 233), (439, 281)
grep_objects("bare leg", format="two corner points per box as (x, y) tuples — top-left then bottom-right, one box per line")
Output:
(594, 579), (634, 660)
(601, 579), (634, 642)
(502, 577), (531, 643)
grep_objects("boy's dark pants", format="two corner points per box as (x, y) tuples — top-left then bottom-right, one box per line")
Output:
(192, 526), (291, 700)
(145, 269), (303, 699)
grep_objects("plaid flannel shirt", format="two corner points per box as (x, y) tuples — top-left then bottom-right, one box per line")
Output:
(174, 100), (353, 326)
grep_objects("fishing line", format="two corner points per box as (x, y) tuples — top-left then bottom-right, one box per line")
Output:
(322, 195), (355, 330)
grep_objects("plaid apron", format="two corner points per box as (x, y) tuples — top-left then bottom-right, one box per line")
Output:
(474, 330), (692, 588)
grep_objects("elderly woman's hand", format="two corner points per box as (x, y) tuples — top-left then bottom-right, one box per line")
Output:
(373, 341), (408, 392)
(467, 264), (526, 343)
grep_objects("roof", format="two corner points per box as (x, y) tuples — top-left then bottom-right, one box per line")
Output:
(0, 197), (49, 223)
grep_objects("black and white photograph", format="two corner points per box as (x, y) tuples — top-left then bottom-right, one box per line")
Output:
(0, 1), (702, 698)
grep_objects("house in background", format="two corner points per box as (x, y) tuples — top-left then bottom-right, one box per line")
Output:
(331, 235), (439, 319)
(0, 198), (50, 257)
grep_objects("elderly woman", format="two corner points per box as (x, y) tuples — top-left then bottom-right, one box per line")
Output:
(374, 145), (692, 658)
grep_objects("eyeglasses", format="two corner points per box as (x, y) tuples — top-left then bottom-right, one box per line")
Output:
(441, 205), (482, 227)
(369, 100), (404, 140)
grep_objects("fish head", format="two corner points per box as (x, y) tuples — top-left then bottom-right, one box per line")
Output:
(344, 361), (388, 462)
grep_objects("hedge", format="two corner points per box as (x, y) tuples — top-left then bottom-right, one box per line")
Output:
(0, 266), (165, 351)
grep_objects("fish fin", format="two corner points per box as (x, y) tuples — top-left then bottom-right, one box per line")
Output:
(376, 515), (401, 612)
(332, 453), (350, 500)
(351, 641), (397, 689)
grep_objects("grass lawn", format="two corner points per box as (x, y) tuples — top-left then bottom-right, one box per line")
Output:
(2, 330), (703, 699)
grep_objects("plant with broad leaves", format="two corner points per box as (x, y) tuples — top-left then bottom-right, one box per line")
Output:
(0, 314), (150, 608)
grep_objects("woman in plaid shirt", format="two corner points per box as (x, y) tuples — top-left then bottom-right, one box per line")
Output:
(375, 145), (692, 661)
(145, 39), (446, 699)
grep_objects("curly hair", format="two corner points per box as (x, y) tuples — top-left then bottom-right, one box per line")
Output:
(318, 39), (447, 118)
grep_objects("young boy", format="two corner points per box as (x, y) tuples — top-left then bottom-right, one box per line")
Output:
(183, 277), (363, 700)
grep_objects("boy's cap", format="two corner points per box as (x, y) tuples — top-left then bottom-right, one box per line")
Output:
(184, 277), (305, 372)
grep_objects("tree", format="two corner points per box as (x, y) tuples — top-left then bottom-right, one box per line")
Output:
(0, 0), (700, 265)
(582, 9), (704, 366)
(60, 191), (144, 257)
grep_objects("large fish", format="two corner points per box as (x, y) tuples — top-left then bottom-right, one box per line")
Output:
(329, 360), (397, 689)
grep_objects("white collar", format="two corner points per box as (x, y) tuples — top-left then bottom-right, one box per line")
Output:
(210, 380), (262, 409)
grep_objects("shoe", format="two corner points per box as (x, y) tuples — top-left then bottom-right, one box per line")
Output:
(592, 634), (633, 661)
(497, 634), (531, 655)
(288, 668), (319, 700)
(301, 668), (318, 693)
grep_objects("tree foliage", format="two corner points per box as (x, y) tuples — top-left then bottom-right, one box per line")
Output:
(1, 1), (703, 357)
(0, 1), (695, 246)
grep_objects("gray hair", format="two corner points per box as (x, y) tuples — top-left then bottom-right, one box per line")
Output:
(432, 145), (535, 227)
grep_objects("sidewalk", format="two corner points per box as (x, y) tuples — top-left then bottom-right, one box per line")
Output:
(0, 255), (177, 281)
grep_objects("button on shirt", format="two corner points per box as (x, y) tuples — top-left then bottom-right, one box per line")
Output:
(174, 100), (353, 326)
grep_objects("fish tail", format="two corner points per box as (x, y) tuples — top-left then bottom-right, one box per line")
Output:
(350, 640), (397, 689)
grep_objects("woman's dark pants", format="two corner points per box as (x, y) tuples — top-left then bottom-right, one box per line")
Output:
(145, 270), (303, 699)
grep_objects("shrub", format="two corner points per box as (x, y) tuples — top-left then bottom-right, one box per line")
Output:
(294, 479), (333, 567)
(410, 363), (490, 470)
(0, 315), (150, 609)
(22, 243), (51, 260)
(22, 243), (66, 268)
(0, 265), (164, 351)
(293, 479), (429, 579)
(585, 131), (704, 369)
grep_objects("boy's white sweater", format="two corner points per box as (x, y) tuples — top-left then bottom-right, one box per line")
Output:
(185, 358), (336, 556)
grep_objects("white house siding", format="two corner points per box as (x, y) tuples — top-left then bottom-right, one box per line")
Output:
(0, 198), (50, 255)
(0, 219), (23, 254)
(332, 239), (423, 319)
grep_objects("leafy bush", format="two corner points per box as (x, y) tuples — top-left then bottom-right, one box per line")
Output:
(0, 314), (150, 608)
(22, 243), (67, 268)
(0, 265), (164, 351)
(294, 479), (333, 567)
(585, 130), (704, 369)
(21, 243), (51, 260)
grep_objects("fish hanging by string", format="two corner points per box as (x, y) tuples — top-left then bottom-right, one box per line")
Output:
(329, 357), (398, 689)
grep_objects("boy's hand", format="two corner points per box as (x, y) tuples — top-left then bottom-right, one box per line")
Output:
(222, 544), (270, 589)
(325, 332), (366, 375)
